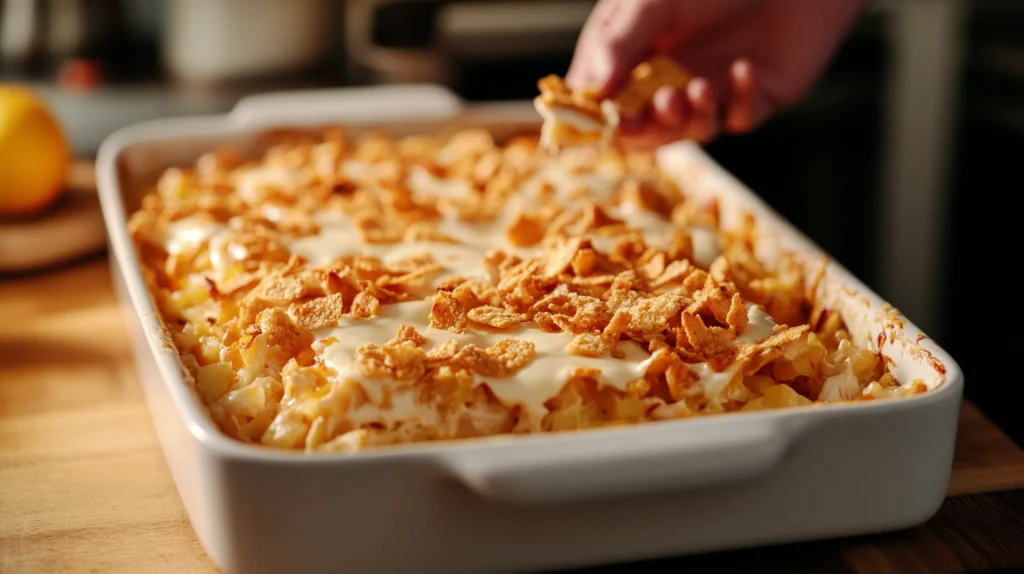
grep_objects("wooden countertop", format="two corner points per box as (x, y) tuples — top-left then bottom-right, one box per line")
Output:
(3, 258), (1024, 574)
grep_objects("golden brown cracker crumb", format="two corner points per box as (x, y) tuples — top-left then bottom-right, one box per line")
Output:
(682, 268), (709, 294)
(603, 308), (633, 338)
(641, 252), (667, 281)
(391, 324), (428, 347)
(577, 204), (623, 232)
(403, 224), (458, 244)
(356, 341), (427, 382)
(537, 74), (572, 97)
(291, 293), (346, 331)
(681, 312), (732, 357)
(360, 282), (411, 305)
(505, 211), (547, 247)
(566, 332), (613, 358)
(613, 56), (692, 116)
(426, 339), (460, 362)
(253, 272), (318, 306)
(430, 291), (469, 333)
(256, 308), (313, 359)
(350, 291), (382, 319)
(621, 179), (673, 218)
(665, 356), (700, 402)
(571, 248), (599, 276)
(667, 231), (695, 263)
(455, 339), (537, 377)
(543, 237), (585, 277)
(535, 75), (604, 121)
(726, 294), (748, 334)
(467, 306), (527, 329)
(533, 312), (563, 333)
(650, 260), (691, 288)
(626, 293), (685, 337)
(449, 283), (484, 310)
(758, 325), (811, 351)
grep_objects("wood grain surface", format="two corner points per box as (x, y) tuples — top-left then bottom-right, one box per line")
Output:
(2, 258), (1024, 574)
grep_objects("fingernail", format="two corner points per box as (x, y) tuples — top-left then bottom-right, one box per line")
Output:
(594, 55), (611, 81)
(587, 50), (614, 90)
(565, 68), (581, 89)
(732, 59), (752, 84)
(688, 78), (711, 105)
(653, 86), (684, 127)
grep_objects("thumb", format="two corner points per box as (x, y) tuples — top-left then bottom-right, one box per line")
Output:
(566, 0), (764, 98)
(566, 0), (673, 97)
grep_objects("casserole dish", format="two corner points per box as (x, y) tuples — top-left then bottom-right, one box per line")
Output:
(96, 84), (963, 574)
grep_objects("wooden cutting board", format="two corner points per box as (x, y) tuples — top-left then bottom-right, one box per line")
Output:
(0, 160), (106, 273)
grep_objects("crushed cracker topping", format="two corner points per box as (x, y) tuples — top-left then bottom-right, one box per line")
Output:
(454, 339), (537, 378)
(130, 124), (913, 454)
(430, 291), (468, 333)
(467, 306), (527, 330)
(350, 291), (382, 319)
(291, 293), (346, 331)
(567, 332), (614, 358)
(505, 211), (548, 248)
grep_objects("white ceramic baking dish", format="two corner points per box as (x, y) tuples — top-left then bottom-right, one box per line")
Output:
(96, 85), (964, 574)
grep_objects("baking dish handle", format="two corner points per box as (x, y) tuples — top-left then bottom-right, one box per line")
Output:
(228, 84), (464, 128)
(446, 419), (792, 505)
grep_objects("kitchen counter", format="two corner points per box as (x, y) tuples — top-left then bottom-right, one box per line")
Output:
(2, 258), (1023, 574)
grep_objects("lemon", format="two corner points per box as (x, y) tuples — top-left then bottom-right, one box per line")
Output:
(0, 84), (70, 216)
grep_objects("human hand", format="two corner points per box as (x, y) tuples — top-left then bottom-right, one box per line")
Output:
(566, 0), (866, 149)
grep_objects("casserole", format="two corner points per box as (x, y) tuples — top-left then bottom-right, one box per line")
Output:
(96, 84), (963, 574)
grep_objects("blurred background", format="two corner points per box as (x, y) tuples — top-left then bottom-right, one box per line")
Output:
(0, 0), (1018, 439)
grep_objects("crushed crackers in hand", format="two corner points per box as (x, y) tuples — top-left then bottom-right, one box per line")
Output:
(534, 55), (693, 150)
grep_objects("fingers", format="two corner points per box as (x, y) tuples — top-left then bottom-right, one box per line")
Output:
(566, 0), (622, 90)
(651, 85), (686, 128)
(619, 84), (682, 136)
(617, 86), (687, 150)
(615, 126), (680, 153)
(723, 58), (759, 134)
(616, 77), (720, 151)
(625, 59), (768, 149)
(682, 78), (718, 142)
(566, 0), (670, 97)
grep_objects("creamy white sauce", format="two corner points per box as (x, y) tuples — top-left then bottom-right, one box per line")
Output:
(164, 216), (226, 255)
(288, 159), (633, 282)
(341, 160), (369, 181)
(258, 203), (288, 223)
(313, 300), (650, 425)
(610, 200), (721, 266)
(288, 212), (513, 286)
(310, 298), (778, 422)
(535, 162), (620, 203)
(408, 166), (473, 199)
(689, 225), (722, 268)
(534, 99), (619, 150)
(616, 199), (670, 244)
(691, 303), (777, 407)
(588, 235), (621, 254)
(737, 304), (777, 344)
(235, 166), (305, 203)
